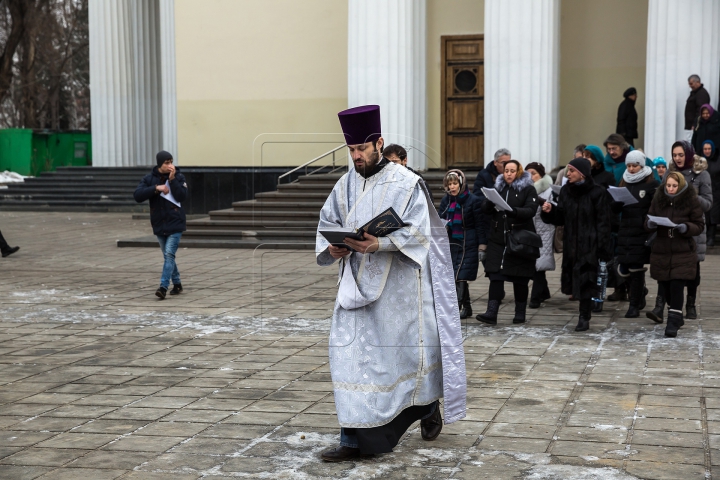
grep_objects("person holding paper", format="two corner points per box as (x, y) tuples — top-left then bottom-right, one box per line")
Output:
(438, 170), (486, 319)
(315, 105), (466, 461)
(670, 140), (713, 319)
(476, 160), (539, 326)
(611, 150), (659, 318)
(645, 172), (704, 337)
(133, 151), (188, 300)
(526, 162), (556, 309)
(541, 158), (614, 332)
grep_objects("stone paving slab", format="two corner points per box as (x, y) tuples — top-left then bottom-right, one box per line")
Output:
(0, 212), (720, 478)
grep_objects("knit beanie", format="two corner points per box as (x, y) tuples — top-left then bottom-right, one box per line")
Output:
(625, 150), (646, 166)
(568, 158), (591, 178)
(525, 162), (546, 178)
(653, 157), (667, 167)
(156, 150), (173, 167)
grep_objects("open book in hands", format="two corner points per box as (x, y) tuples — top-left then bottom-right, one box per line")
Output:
(319, 207), (406, 251)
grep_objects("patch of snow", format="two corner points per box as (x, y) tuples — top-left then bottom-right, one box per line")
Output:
(525, 465), (639, 479)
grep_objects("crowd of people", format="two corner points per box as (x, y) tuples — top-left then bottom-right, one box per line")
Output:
(438, 129), (718, 337)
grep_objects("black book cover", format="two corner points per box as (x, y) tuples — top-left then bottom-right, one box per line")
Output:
(319, 207), (406, 250)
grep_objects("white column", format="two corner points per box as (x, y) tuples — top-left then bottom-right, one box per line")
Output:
(484, 0), (560, 168)
(644, 0), (720, 159)
(348, 0), (427, 170)
(89, 0), (177, 167)
(159, 0), (178, 161)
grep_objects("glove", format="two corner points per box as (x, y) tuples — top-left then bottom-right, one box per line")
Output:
(675, 223), (688, 234)
(478, 249), (487, 263)
(646, 218), (657, 229)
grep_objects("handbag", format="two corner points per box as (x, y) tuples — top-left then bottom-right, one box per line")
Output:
(505, 221), (543, 260)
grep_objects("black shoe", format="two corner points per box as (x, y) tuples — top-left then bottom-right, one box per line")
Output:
(646, 294), (665, 323)
(1, 246), (19, 258)
(686, 296), (697, 319)
(529, 299), (541, 309)
(421, 403), (443, 441)
(607, 289), (627, 302)
(155, 287), (167, 300)
(624, 306), (640, 318)
(591, 301), (604, 313)
(321, 445), (366, 462)
(477, 300), (500, 325)
(575, 316), (590, 332)
(170, 284), (183, 296)
(513, 302), (527, 324)
(665, 309), (683, 338)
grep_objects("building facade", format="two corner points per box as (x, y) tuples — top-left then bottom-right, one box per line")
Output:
(89, 0), (720, 170)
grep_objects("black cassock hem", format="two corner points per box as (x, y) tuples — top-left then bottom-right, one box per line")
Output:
(347, 401), (437, 455)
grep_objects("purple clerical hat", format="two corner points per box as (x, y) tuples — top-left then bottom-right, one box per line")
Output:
(338, 105), (381, 145)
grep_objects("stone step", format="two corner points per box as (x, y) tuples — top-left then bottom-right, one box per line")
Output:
(117, 235), (315, 250)
(186, 218), (318, 229)
(0, 194), (134, 202)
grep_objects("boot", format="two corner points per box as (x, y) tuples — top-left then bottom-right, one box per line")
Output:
(477, 300), (500, 325)
(458, 283), (472, 319)
(575, 300), (592, 332)
(624, 272), (645, 318)
(513, 302), (527, 324)
(607, 285), (627, 302)
(646, 294), (665, 324)
(708, 224), (716, 247)
(665, 309), (683, 338)
(686, 296), (697, 319)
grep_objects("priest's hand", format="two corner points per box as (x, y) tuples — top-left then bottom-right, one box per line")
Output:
(344, 233), (379, 254)
(328, 245), (351, 259)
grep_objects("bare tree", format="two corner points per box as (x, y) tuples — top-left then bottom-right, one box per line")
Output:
(0, 0), (89, 130)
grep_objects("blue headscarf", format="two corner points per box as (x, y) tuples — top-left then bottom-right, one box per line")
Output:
(702, 139), (717, 161)
(652, 157), (667, 181)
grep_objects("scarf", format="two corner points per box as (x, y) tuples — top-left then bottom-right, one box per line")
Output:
(446, 190), (468, 241)
(623, 165), (653, 184)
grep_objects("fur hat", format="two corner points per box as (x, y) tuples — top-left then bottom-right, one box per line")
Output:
(693, 155), (708, 174)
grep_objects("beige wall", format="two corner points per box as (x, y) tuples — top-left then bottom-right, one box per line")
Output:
(559, 0), (648, 165)
(426, 0), (484, 170)
(175, 0), (348, 167)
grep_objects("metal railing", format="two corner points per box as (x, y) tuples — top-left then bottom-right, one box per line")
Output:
(277, 144), (347, 185)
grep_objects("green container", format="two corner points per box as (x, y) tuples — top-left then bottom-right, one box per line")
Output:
(0, 129), (91, 176)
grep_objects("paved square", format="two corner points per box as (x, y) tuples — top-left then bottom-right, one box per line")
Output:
(0, 211), (719, 479)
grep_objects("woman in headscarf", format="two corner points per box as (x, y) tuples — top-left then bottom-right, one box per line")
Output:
(668, 140), (712, 319)
(652, 157), (667, 182)
(583, 145), (616, 189)
(691, 104), (720, 154)
(612, 150), (659, 318)
(701, 140), (720, 247)
(645, 172), (704, 337)
(525, 162), (556, 308)
(477, 160), (539, 326)
(438, 170), (486, 319)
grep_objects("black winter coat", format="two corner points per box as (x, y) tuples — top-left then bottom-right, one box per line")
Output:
(685, 85), (711, 130)
(134, 167), (188, 236)
(438, 190), (486, 281)
(591, 163), (616, 189)
(481, 172), (539, 279)
(613, 173), (659, 265)
(707, 153), (720, 224)
(472, 160), (501, 199)
(541, 177), (614, 299)
(616, 98), (638, 140)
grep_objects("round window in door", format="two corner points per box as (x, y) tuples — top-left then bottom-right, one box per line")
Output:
(454, 68), (478, 95)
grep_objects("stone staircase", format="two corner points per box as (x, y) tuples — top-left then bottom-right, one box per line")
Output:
(0, 166), (150, 212)
(118, 169), (478, 249)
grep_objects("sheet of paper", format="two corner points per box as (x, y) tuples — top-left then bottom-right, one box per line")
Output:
(647, 215), (677, 228)
(160, 180), (181, 207)
(481, 187), (512, 211)
(550, 184), (562, 194)
(607, 186), (638, 205)
(562, 176), (568, 186)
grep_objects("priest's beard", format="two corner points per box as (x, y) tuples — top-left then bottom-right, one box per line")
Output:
(354, 148), (381, 178)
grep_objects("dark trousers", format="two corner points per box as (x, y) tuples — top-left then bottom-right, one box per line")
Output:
(686, 263), (700, 298)
(489, 278), (529, 304)
(0, 230), (9, 251)
(659, 280), (685, 311)
(530, 271), (550, 302)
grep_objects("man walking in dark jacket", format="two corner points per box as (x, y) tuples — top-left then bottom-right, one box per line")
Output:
(616, 87), (638, 147)
(134, 151), (188, 299)
(685, 75), (711, 141)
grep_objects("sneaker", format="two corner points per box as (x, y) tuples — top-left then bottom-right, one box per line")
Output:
(170, 284), (183, 296)
(155, 287), (167, 300)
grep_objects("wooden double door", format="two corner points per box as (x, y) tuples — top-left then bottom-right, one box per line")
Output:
(441, 34), (484, 169)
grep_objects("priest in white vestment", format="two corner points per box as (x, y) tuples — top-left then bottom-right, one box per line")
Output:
(316, 105), (466, 461)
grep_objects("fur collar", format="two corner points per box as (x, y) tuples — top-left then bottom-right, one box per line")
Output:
(534, 174), (553, 194)
(654, 183), (697, 210)
(495, 171), (533, 192)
